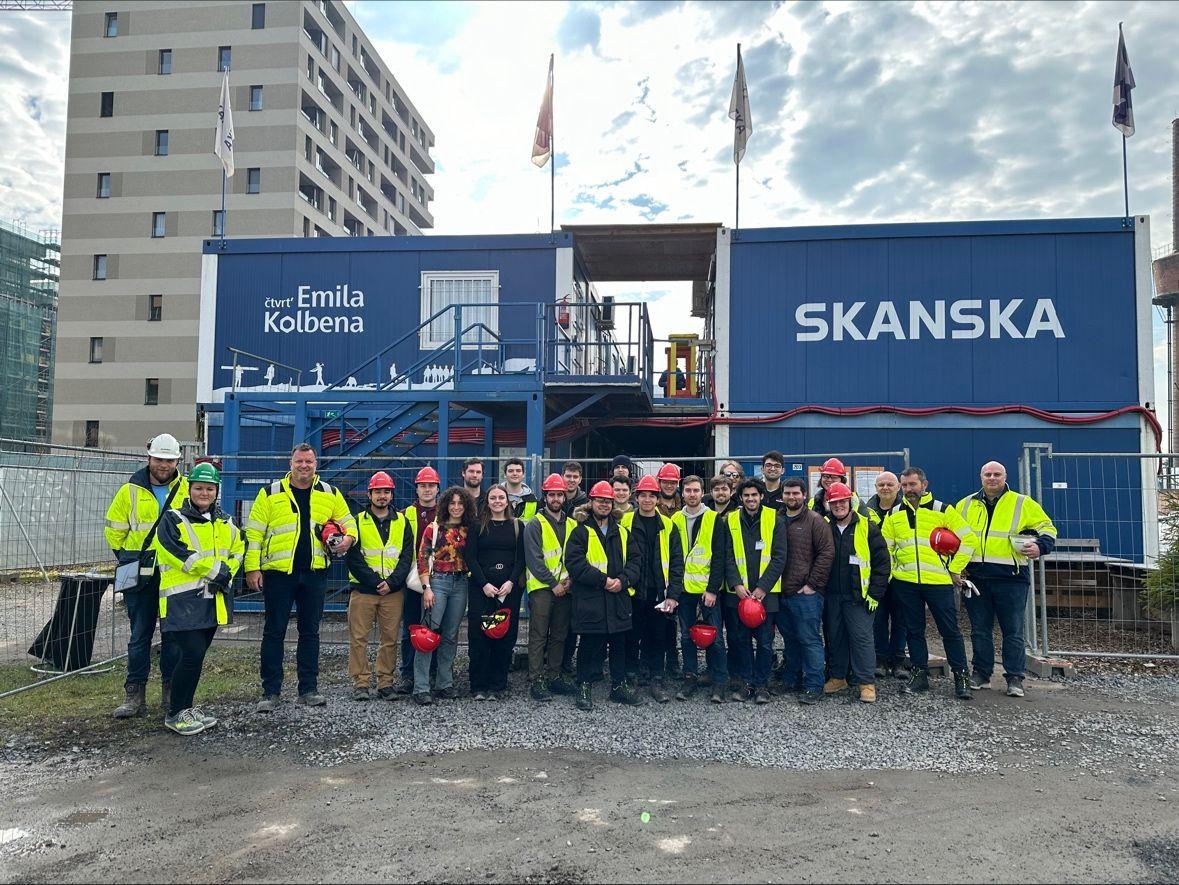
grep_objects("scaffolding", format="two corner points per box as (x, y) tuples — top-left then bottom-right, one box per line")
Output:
(0, 220), (59, 442)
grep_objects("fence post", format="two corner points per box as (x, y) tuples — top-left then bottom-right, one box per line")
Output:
(530, 452), (542, 498)
(1035, 446), (1050, 657)
(1020, 445), (1040, 656)
(902, 447), (910, 470)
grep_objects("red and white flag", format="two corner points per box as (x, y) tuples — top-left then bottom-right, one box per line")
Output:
(531, 54), (554, 167)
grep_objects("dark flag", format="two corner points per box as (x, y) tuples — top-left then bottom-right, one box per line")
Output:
(1112, 23), (1135, 137)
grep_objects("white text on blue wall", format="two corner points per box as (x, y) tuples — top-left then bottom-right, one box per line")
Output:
(794, 299), (1065, 342)
(263, 285), (365, 334)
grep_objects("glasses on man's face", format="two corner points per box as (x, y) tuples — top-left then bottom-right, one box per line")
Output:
(723, 471), (739, 478)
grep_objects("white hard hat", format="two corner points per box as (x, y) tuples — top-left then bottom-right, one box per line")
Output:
(147, 433), (181, 459)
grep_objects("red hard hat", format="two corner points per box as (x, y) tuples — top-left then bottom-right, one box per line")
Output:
(929, 526), (961, 557)
(825, 482), (853, 503)
(656, 463), (682, 482)
(634, 475), (661, 494)
(409, 624), (441, 653)
(481, 607), (512, 640)
(738, 596), (766, 629)
(541, 473), (566, 493)
(689, 623), (718, 649)
(589, 480), (614, 499)
(319, 520), (348, 557)
(368, 471), (395, 491)
(820, 458), (846, 476)
(415, 466), (441, 485)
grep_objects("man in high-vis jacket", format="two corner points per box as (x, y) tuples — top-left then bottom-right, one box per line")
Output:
(245, 444), (356, 711)
(957, 461), (1057, 698)
(397, 465), (440, 694)
(881, 467), (978, 700)
(672, 475), (728, 703)
(105, 433), (189, 719)
(524, 473), (574, 701)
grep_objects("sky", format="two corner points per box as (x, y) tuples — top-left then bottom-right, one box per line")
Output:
(4, 1), (1179, 417)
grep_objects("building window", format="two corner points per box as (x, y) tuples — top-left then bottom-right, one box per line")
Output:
(250, 85), (263, 111)
(96, 172), (110, 198)
(218, 46), (231, 72)
(103, 11), (117, 37)
(100, 91), (114, 117)
(149, 293), (163, 321)
(247, 168), (260, 193)
(331, 45), (340, 72)
(327, 196), (336, 222)
(420, 271), (499, 349)
(151, 212), (166, 238)
(306, 54), (314, 80)
(154, 129), (169, 155)
(352, 34), (357, 56)
(93, 254), (107, 280)
(329, 120), (338, 146)
(84, 420), (100, 448)
(251, 2), (265, 28)
(89, 337), (103, 363)
(159, 49), (172, 75)
(144, 378), (160, 406)
(303, 217), (310, 237)
(212, 210), (225, 236)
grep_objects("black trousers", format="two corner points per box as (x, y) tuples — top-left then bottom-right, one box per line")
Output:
(577, 632), (627, 687)
(626, 598), (671, 678)
(167, 626), (216, 716)
(467, 585), (524, 692)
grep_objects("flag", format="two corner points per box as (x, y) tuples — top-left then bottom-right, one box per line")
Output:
(531, 54), (554, 168)
(215, 68), (236, 177)
(728, 44), (752, 164)
(1112, 23), (1135, 137)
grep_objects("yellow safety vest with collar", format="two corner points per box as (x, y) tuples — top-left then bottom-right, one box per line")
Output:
(154, 509), (243, 626)
(514, 498), (538, 521)
(955, 488), (1057, 567)
(726, 507), (782, 593)
(349, 510), (407, 583)
(881, 492), (976, 585)
(620, 510), (671, 588)
(830, 514), (879, 613)
(584, 520), (633, 597)
(243, 474), (357, 573)
(672, 509), (717, 595)
(526, 512), (570, 592)
(104, 473), (189, 555)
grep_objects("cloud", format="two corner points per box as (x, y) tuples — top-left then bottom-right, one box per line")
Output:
(557, 4), (602, 54)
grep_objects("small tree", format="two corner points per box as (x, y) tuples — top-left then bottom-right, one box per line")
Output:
(1143, 491), (1179, 615)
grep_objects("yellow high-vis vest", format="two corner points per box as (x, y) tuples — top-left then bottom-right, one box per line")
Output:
(726, 507), (782, 593)
(672, 509), (717, 595)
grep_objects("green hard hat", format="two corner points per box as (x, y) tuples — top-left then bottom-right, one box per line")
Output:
(188, 462), (221, 485)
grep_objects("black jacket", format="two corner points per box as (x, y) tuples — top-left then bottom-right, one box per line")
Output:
(630, 512), (686, 602)
(865, 493), (899, 525)
(825, 513), (890, 605)
(562, 489), (589, 516)
(722, 507), (789, 613)
(346, 509), (416, 594)
(566, 513), (643, 635)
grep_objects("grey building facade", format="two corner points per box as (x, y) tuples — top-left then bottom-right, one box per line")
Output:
(55, 0), (435, 448)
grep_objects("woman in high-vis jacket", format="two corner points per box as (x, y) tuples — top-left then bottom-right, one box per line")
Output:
(152, 462), (244, 735)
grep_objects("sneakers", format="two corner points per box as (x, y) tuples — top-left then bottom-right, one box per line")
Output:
(754, 687), (771, 705)
(609, 682), (643, 706)
(113, 685), (146, 719)
(823, 678), (849, 695)
(254, 694), (280, 713)
(710, 686), (726, 704)
(549, 673), (576, 695)
(859, 684), (877, 704)
(531, 678), (552, 702)
(297, 691), (327, 707)
(164, 709), (206, 736)
(1006, 676), (1025, 698)
(576, 683), (594, 711)
(799, 689), (823, 705)
(900, 670), (929, 694)
(970, 671), (992, 691)
(190, 706), (218, 728)
(650, 679), (671, 704)
(954, 671), (973, 700)
(353, 687), (373, 701)
(413, 692), (433, 706)
(393, 676), (414, 695)
(675, 675), (698, 701)
(377, 687), (397, 701)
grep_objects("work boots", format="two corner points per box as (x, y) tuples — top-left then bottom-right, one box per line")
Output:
(900, 669), (930, 694)
(650, 679), (671, 704)
(609, 681), (643, 706)
(113, 685), (146, 718)
(954, 670), (974, 700)
(576, 683), (594, 712)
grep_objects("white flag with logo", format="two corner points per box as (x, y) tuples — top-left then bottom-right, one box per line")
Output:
(215, 68), (235, 177)
(728, 45), (752, 165)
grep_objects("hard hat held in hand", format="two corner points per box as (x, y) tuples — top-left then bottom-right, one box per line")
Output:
(825, 482), (853, 503)
(738, 596), (766, 628)
(148, 433), (181, 459)
(480, 608), (512, 640)
(409, 624), (441, 653)
(319, 520), (349, 557)
(541, 473), (566, 493)
(689, 622), (718, 648)
(929, 526), (961, 557)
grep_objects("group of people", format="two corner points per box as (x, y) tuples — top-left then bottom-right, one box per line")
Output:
(104, 439), (1056, 734)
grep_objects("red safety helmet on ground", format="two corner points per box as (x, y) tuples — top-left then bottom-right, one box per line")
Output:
(929, 526), (962, 557)
(689, 622), (718, 649)
(319, 520), (349, 557)
(409, 624), (441, 653)
(656, 463), (682, 482)
(738, 596), (767, 629)
(825, 482), (854, 503)
(415, 466), (441, 485)
(541, 473), (567, 493)
(368, 471), (395, 491)
(588, 480), (615, 499)
(820, 458), (847, 477)
(481, 608), (512, 640)
(634, 475), (661, 493)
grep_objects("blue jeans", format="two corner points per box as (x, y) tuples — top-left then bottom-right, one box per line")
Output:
(777, 592), (826, 692)
(964, 578), (1028, 679)
(729, 606), (774, 687)
(873, 583), (907, 664)
(677, 595), (728, 686)
(414, 572), (466, 694)
(260, 570), (327, 696)
(892, 580), (968, 673)
(123, 579), (178, 689)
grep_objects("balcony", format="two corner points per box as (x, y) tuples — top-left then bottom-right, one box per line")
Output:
(342, 211), (364, 238)
(356, 118), (379, 153)
(344, 138), (364, 173)
(316, 72), (343, 114)
(313, 0), (345, 38)
(300, 91), (325, 133)
(302, 13), (328, 56)
(314, 149), (342, 189)
(298, 173), (324, 212)
(358, 46), (380, 87)
(346, 67), (366, 102)
(409, 144), (434, 175)
(379, 175), (399, 206)
(357, 186), (378, 221)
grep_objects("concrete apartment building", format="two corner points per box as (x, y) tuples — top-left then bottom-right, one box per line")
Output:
(55, 0), (435, 448)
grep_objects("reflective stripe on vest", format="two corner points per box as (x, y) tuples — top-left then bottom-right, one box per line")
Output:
(621, 511), (671, 588)
(584, 522), (632, 597)
(526, 513), (569, 592)
(726, 507), (782, 593)
(157, 511), (237, 625)
(850, 517), (878, 612)
(672, 509), (716, 595)
(349, 510), (404, 583)
(957, 490), (1058, 567)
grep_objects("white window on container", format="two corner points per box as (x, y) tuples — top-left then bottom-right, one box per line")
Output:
(419, 271), (499, 350)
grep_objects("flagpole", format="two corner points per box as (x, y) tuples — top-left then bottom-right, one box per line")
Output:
(220, 170), (226, 239)
(735, 44), (741, 234)
(1121, 133), (1129, 222)
(550, 57), (556, 236)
